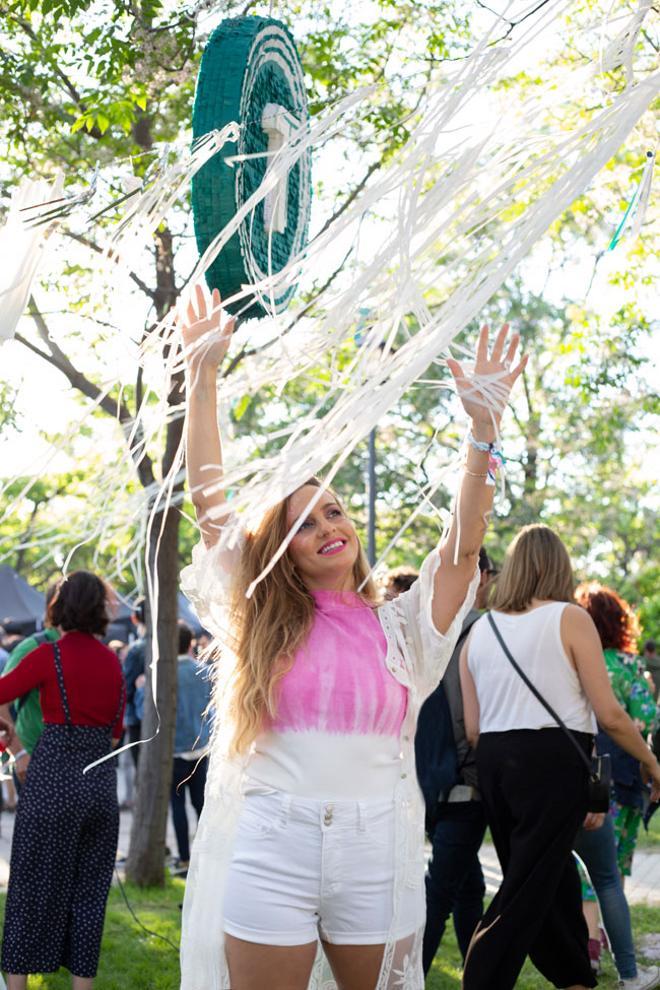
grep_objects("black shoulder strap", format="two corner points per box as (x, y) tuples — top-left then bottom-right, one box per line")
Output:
(487, 612), (593, 776)
(52, 641), (73, 726)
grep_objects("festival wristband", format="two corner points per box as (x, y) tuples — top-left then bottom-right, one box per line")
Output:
(466, 432), (505, 486)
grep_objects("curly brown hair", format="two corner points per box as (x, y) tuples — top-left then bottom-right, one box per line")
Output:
(48, 571), (112, 637)
(574, 581), (641, 654)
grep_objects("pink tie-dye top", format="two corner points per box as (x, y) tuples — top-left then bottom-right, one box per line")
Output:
(269, 589), (407, 735)
(248, 589), (409, 799)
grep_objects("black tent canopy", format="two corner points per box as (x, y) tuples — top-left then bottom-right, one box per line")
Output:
(0, 565), (205, 640)
(0, 565), (46, 634)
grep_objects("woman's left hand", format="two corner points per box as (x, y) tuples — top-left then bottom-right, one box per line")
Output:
(447, 323), (527, 431)
(582, 811), (606, 831)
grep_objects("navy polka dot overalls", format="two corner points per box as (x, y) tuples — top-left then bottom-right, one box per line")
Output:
(2, 642), (124, 978)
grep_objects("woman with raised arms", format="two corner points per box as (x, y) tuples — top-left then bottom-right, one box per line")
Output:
(178, 284), (526, 990)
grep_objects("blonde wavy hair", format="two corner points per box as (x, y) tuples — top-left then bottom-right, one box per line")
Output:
(226, 479), (378, 754)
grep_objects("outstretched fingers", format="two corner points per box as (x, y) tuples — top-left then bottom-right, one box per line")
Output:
(503, 331), (520, 367)
(446, 357), (466, 387)
(508, 352), (528, 383)
(489, 322), (509, 363)
(475, 324), (489, 364)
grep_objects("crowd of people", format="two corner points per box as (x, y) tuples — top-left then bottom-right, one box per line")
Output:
(0, 293), (657, 989)
(175, 290), (660, 990)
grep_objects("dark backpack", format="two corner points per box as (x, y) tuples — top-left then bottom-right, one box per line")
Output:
(414, 617), (478, 833)
(415, 680), (458, 833)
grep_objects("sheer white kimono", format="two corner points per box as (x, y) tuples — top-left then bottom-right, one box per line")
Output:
(179, 535), (478, 990)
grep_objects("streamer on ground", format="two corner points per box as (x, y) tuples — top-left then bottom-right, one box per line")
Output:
(191, 16), (312, 319)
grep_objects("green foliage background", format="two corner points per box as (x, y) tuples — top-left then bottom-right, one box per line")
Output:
(0, 0), (657, 642)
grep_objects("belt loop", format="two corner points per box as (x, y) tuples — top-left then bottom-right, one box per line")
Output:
(357, 801), (366, 832)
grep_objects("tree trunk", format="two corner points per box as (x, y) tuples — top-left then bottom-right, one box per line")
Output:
(125, 502), (180, 885)
(126, 219), (183, 885)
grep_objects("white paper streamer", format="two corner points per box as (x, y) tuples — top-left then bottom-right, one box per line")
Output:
(0, 173), (64, 344)
(2, 2), (657, 770)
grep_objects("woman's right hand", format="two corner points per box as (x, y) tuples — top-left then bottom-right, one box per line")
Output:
(179, 283), (235, 376)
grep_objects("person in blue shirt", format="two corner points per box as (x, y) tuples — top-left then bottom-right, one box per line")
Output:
(170, 620), (212, 870)
(123, 599), (146, 767)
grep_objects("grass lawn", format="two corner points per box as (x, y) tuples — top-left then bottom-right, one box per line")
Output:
(0, 879), (183, 989)
(0, 880), (657, 988)
(637, 809), (660, 849)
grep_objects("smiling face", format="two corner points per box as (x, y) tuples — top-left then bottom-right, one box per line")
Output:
(286, 485), (361, 591)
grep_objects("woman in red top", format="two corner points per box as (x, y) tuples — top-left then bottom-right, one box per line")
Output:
(0, 571), (125, 990)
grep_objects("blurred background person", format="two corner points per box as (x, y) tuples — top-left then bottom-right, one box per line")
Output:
(169, 620), (212, 873)
(194, 631), (212, 657)
(0, 570), (125, 990)
(419, 547), (497, 978)
(574, 811), (659, 989)
(108, 639), (134, 810)
(0, 584), (60, 792)
(383, 565), (419, 601)
(575, 583), (658, 886)
(0, 626), (8, 670)
(122, 598), (146, 768)
(643, 640), (660, 703)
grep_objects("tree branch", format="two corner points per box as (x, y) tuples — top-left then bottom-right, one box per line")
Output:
(20, 298), (155, 487)
(315, 158), (383, 241)
(2, 8), (104, 139)
(62, 231), (156, 302)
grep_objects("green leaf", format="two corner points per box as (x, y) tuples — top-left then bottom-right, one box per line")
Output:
(233, 394), (251, 421)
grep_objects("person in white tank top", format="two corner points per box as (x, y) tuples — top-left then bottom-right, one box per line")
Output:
(459, 524), (660, 990)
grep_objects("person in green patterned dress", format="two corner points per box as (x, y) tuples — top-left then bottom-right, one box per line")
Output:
(576, 582), (658, 881)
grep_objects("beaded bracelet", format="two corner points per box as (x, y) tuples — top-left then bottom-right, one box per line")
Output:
(466, 431), (500, 454)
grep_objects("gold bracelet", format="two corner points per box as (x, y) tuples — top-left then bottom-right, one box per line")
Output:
(464, 467), (489, 478)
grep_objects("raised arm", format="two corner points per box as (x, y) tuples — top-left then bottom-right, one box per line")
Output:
(432, 324), (527, 633)
(181, 284), (235, 549)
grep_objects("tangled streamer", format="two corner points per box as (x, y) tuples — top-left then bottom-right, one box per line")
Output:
(0, 0), (657, 727)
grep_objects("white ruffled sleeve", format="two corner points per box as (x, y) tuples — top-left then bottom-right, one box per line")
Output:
(388, 547), (480, 700)
(180, 530), (244, 640)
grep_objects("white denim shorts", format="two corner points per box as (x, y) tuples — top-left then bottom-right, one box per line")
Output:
(223, 790), (424, 946)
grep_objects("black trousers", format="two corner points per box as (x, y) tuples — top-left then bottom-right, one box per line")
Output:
(423, 799), (486, 973)
(2, 725), (118, 978)
(171, 756), (208, 862)
(462, 729), (596, 990)
(128, 721), (141, 768)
